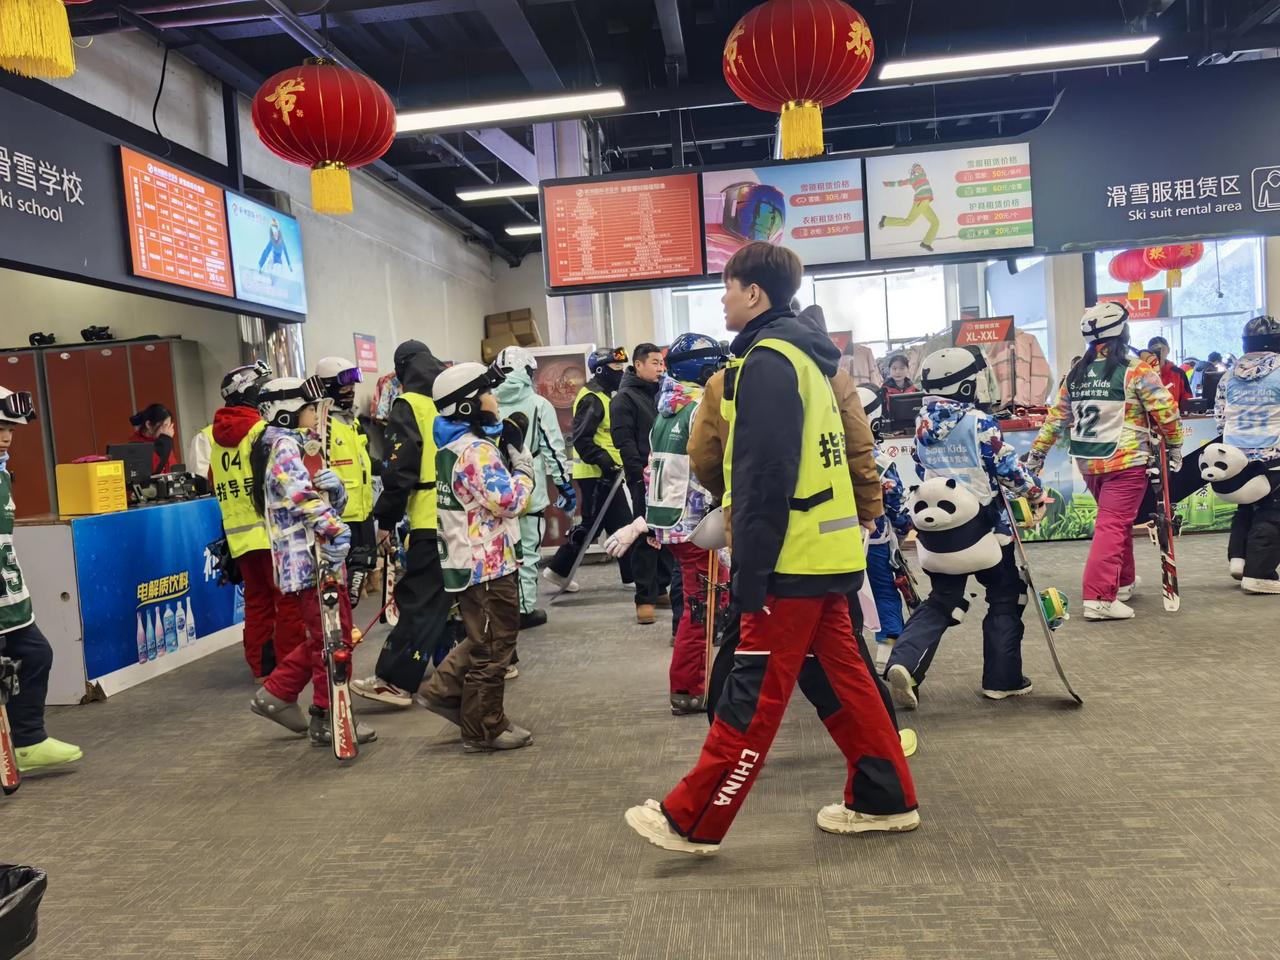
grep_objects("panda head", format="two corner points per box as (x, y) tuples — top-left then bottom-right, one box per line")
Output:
(908, 477), (982, 532)
(1199, 443), (1250, 484)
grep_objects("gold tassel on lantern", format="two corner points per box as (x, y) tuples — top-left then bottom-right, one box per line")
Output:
(779, 99), (824, 160)
(311, 161), (353, 216)
(0, 0), (75, 79)
(1167, 269), (1182, 288)
(1128, 281), (1144, 300)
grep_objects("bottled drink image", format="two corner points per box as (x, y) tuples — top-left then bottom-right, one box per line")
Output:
(145, 608), (157, 661)
(163, 604), (178, 654)
(155, 608), (166, 657)
(137, 613), (148, 664)
(184, 597), (196, 645)
(175, 601), (186, 649)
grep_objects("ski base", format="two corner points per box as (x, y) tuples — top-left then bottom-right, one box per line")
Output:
(0, 704), (19, 796)
(320, 566), (358, 762)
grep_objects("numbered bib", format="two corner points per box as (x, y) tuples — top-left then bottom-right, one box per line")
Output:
(646, 452), (690, 529)
(1068, 360), (1129, 459)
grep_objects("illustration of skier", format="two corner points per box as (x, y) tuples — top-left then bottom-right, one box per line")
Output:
(257, 219), (293, 273)
(878, 162), (940, 252)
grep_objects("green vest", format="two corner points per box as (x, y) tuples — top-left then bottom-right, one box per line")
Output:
(203, 421), (270, 558)
(646, 397), (698, 529)
(571, 386), (621, 479)
(1067, 358), (1128, 459)
(399, 392), (439, 531)
(326, 412), (373, 522)
(0, 470), (34, 635)
(722, 338), (864, 576)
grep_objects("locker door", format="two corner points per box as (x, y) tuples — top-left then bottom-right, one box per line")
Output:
(1, 352), (53, 517)
(43, 349), (93, 464)
(128, 341), (178, 437)
(83, 346), (134, 451)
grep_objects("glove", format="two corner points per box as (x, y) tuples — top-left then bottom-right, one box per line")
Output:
(1168, 448), (1183, 473)
(1020, 449), (1046, 476)
(501, 413), (528, 456)
(508, 445), (535, 479)
(555, 482), (577, 514)
(320, 527), (351, 565)
(313, 469), (343, 497)
(604, 517), (648, 558)
(377, 527), (396, 556)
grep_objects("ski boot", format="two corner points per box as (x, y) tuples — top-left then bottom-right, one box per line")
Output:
(307, 705), (377, 747)
(250, 686), (308, 734)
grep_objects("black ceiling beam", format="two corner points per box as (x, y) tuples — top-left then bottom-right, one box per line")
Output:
(475, 0), (563, 90)
(1232, 0), (1280, 33)
(655, 0), (687, 78)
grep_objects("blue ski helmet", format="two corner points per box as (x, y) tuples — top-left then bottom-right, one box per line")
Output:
(587, 346), (628, 375)
(667, 333), (728, 386)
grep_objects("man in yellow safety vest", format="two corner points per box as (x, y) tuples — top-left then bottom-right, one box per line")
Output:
(201, 360), (279, 680)
(624, 241), (919, 854)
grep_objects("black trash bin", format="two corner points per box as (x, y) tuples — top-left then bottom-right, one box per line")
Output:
(0, 865), (46, 960)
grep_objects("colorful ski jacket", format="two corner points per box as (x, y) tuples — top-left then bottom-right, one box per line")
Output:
(914, 399), (1043, 536)
(1032, 352), (1183, 475)
(647, 377), (716, 546)
(866, 447), (911, 546)
(260, 425), (347, 594)
(887, 170), (933, 203)
(1215, 352), (1280, 461)
(434, 418), (534, 591)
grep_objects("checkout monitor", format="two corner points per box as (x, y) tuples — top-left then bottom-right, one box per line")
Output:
(885, 391), (926, 435)
(107, 442), (155, 487)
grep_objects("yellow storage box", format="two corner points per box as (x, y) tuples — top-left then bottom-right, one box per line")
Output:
(56, 461), (127, 515)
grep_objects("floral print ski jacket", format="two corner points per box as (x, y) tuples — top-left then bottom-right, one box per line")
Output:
(261, 425), (347, 595)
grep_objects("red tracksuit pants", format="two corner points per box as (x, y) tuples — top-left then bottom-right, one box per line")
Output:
(662, 592), (917, 845)
(238, 548), (282, 678)
(263, 586), (352, 710)
(668, 542), (726, 698)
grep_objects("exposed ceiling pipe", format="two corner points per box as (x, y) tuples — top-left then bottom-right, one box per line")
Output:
(423, 135), (538, 222)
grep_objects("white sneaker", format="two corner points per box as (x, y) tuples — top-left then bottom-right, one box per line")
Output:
(1241, 577), (1280, 594)
(505, 664), (520, 680)
(350, 676), (412, 707)
(1229, 558), (1246, 581)
(1083, 599), (1135, 621)
(541, 568), (580, 593)
(886, 664), (918, 710)
(816, 803), (921, 836)
(1117, 576), (1141, 602)
(982, 679), (1034, 700)
(624, 799), (718, 855)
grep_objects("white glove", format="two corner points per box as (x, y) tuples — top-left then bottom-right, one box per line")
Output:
(1020, 449), (1046, 475)
(1168, 447), (1183, 473)
(604, 517), (648, 558)
(508, 446), (535, 479)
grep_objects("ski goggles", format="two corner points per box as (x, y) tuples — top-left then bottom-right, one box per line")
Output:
(334, 366), (363, 387)
(259, 376), (325, 407)
(221, 359), (273, 400)
(720, 182), (786, 243)
(595, 346), (629, 366)
(0, 390), (34, 424)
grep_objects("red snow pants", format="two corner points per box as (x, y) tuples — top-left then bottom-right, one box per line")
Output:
(662, 592), (917, 845)
(668, 542), (725, 698)
(238, 548), (282, 678)
(264, 586), (352, 710)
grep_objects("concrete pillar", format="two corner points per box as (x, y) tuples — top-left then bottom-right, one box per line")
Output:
(1264, 236), (1280, 318)
(1045, 253), (1087, 379)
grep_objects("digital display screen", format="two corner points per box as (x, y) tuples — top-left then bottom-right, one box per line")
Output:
(225, 191), (307, 314)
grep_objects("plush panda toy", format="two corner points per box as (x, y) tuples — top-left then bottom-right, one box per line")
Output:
(908, 476), (1004, 575)
(1198, 443), (1280, 505)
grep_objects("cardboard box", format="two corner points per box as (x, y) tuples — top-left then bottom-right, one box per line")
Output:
(56, 460), (127, 515)
(485, 308), (540, 343)
(508, 317), (541, 347)
(481, 332), (520, 364)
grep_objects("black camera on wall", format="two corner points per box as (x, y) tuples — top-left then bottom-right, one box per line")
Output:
(28, 332), (55, 347)
(80, 325), (113, 342)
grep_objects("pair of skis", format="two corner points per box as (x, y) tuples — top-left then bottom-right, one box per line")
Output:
(1146, 426), (1181, 612)
(1, 656), (19, 796)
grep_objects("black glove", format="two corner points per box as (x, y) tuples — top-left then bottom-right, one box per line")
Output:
(501, 412), (529, 457)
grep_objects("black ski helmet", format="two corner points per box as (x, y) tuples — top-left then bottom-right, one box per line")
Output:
(1242, 315), (1280, 354)
(588, 346), (627, 393)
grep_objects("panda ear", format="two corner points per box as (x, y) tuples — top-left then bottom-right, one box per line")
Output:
(945, 478), (957, 488)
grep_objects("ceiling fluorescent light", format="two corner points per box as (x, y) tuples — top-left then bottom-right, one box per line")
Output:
(457, 184), (540, 202)
(879, 36), (1158, 81)
(505, 224), (542, 237)
(398, 90), (625, 134)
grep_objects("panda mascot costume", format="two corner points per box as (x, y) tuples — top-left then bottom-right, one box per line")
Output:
(881, 347), (1048, 711)
(1215, 315), (1280, 593)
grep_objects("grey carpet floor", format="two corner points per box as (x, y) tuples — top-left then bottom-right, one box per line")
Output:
(5, 532), (1280, 960)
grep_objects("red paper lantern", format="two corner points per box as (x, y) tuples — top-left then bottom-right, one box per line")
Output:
(1108, 249), (1158, 301)
(1142, 242), (1204, 288)
(252, 59), (396, 216)
(722, 0), (875, 159)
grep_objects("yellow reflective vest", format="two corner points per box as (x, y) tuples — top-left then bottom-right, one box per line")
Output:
(325, 411), (373, 522)
(203, 420), (270, 557)
(722, 337), (864, 576)
(571, 386), (621, 479)
(399, 391), (439, 531)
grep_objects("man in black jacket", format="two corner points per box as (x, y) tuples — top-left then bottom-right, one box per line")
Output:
(544, 348), (635, 589)
(611, 343), (675, 624)
(352, 340), (451, 708)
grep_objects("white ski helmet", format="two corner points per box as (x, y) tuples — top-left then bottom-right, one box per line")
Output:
(919, 347), (987, 403)
(314, 356), (362, 405)
(1080, 301), (1129, 343)
(220, 359), (272, 406)
(257, 376), (324, 429)
(432, 362), (497, 418)
(495, 346), (538, 377)
(856, 386), (883, 430)
(0, 386), (35, 426)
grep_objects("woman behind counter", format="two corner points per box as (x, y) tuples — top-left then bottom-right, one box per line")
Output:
(127, 402), (177, 474)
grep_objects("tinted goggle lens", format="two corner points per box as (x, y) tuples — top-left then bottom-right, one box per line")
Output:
(0, 391), (33, 420)
(335, 367), (363, 387)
